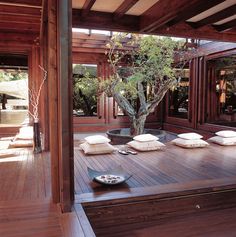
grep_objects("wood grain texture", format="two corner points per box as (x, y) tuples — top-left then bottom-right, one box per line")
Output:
(0, 149), (95, 237)
(74, 142), (236, 196)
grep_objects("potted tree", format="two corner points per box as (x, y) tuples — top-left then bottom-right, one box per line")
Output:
(103, 34), (179, 143)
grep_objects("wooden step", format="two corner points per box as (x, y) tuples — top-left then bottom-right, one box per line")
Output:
(77, 179), (236, 236)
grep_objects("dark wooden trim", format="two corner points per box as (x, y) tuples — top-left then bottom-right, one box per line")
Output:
(113, 0), (139, 21)
(189, 4), (236, 29)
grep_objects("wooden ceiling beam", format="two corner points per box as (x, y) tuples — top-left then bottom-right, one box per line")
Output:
(0, 5), (41, 16)
(0, 0), (42, 7)
(72, 9), (139, 32)
(152, 22), (236, 42)
(0, 14), (40, 24)
(82, 0), (96, 18)
(189, 4), (236, 29)
(140, 0), (197, 33)
(0, 22), (40, 33)
(166, 0), (225, 27)
(214, 19), (236, 32)
(113, 0), (139, 21)
(0, 31), (38, 43)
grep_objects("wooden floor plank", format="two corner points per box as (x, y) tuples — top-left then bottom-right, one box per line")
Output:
(74, 143), (236, 197)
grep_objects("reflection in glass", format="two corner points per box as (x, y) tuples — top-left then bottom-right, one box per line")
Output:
(168, 66), (190, 119)
(208, 56), (236, 127)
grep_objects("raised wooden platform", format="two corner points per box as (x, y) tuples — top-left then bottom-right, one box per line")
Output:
(74, 143), (236, 197)
(74, 142), (236, 236)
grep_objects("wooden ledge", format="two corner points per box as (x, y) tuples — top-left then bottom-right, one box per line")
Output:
(75, 176), (236, 206)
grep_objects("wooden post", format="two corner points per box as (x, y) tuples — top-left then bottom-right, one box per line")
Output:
(47, 0), (74, 212)
(47, 0), (60, 204)
(57, 0), (74, 212)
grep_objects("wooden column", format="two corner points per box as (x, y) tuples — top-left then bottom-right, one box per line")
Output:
(47, 0), (74, 212)
(57, 0), (74, 212)
(47, 0), (60, 204)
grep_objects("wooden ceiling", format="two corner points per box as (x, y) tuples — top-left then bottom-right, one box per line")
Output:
(72, 0), (236, 42)
(0, 0), (42, 52)
(0, 0), (236, 54)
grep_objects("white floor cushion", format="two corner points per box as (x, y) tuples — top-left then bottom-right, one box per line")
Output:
(208, 136), (236, 146)
(80, 142), (116, 155)
(172, 138), (209, 148)
(128, 140), (165, 151)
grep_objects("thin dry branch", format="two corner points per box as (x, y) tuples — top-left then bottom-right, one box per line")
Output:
(28, 65), (47, 122)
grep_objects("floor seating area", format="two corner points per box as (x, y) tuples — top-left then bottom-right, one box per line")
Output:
(0, 126), (33, 158)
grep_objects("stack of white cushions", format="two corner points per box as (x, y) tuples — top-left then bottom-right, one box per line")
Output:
(80, 135), (116, 155)
(127, 134), (165, 151)
(208, 130), (236, 146)
(172, 132), (209, 148)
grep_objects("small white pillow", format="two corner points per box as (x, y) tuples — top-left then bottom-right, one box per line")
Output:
(128, 140), (165, 151)
(178, 132), (203, 140)
(84, 135), (110, 145)
(17, 126), (33, 140)
(133, 134), (158, 142)
(208, 136), (236, 146)
(80, 142), (116, 154)
(9, 140), (33, 148)
(172, 138), (209, 148)
(215, 130), (236, 138)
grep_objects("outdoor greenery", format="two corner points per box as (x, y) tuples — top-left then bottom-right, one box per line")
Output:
(102, 34), (181, 135)
(0, 69), (28, 82)
(73, 64), (99, 116)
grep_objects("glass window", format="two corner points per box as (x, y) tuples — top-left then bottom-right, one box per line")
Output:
(73, 64), (98, 117)
(168, 65), (190, 119)
(207, 56), (236, 127)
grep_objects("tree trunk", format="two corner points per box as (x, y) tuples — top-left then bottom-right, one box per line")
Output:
(130, 115), (147, 136)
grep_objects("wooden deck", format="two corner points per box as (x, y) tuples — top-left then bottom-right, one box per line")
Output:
(74, 142), (236, 236)
(74, 142), (236, 198)
(0, 148), (95, 237)
(1, 143), (236, 236)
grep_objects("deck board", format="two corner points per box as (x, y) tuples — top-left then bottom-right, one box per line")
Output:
(74, 142), (236, 197)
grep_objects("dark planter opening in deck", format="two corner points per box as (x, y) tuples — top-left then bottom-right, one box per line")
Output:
(106, 128), (166, 145)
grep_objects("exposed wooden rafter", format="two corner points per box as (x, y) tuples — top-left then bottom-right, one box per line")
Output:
(73, 9), (139, 32)
(72, 9), (236, 42)
(82, 0), (96, 18)
(214, 19), (236, 32)
(166, 0), (225, 27)
(113, 0), (139, 21)
(189, 4), (236, 29)
(0, 0), (42, 7)
(140, 0), (191, 33)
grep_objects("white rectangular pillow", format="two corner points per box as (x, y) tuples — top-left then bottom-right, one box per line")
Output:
(133, 134), (158, 142)
(208, 136), (236, 146)
(84, 135), (110, 145)
(80, 142), (116, 154)
(172, 138), (209, 148)
(215, 130), (236, 138)
(128, 140), (165, 151)
(178, 132), (203, 140)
